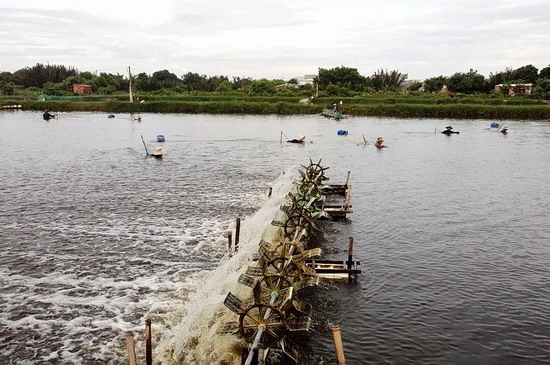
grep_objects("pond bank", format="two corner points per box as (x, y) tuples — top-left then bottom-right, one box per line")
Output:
(3, 97), (550, 120)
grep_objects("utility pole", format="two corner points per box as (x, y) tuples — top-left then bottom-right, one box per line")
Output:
(128, 66), (134, 103)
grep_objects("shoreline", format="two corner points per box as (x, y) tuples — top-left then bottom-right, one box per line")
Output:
(2, 97), (550, 120)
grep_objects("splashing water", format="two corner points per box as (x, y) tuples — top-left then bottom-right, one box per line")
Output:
(153, 166), (299, 364)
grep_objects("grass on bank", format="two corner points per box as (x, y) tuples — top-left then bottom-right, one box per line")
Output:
(1, 93), (549, 120)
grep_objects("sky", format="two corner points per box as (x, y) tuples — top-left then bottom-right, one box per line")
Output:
(0, 0), (548, 81)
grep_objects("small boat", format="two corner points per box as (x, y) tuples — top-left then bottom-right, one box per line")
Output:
(156, 135), (165, 142)
(107, 113), (115, 118)
(321, 108), (347, 120)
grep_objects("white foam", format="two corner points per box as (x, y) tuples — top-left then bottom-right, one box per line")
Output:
(153, 166), (300, 364)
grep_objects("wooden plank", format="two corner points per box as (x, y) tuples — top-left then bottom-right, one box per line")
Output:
(323, 208), (353, 214)
(314, 268), (362, 274)
(306, 259), (361, 265)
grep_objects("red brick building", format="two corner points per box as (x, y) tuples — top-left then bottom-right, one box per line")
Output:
(72, 84), (93, 95)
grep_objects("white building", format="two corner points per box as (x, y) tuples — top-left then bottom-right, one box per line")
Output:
(294, 74), (316, 86)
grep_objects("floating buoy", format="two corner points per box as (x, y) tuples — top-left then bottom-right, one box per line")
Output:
(156, 135), (165, 142)
(337, 130), (348, 135)
(108, 113), (115, 118)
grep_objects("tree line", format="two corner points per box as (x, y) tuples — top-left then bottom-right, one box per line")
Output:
(1, 63), (549, 97)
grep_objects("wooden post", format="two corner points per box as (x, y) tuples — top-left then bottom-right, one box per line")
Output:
(331, 324), (346, 365)
(362, 135), (367, 146)
(126, 331), (137, 365)
(344, 186), (352, 210)
(145, 319), (152, 365)
(347, 237), (354, 282)
(228, 232), (233, 253)
(267, 187), (272, 198)
(344, 171), (351, 186)
(128, 66), (134, 103)
(235, 217), (241, 252)
(347, 237), (353, 270)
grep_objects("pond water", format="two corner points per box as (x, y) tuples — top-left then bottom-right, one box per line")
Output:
(1, 111), (549, 364)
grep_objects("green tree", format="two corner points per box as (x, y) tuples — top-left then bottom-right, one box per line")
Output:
(317, 66), (366, 91)
(488, 67), (517, 88)
(203, 75), (230, 92)
(215, 80), (234, 94)
(249, 79), (277, 95)
(446, 69), (487, 93)
(514, 64), (538, 84)
(0, 81), (15, 95)
(538, 65), (550, 79)
(0, 71), (13, 83)
(423, 76), (448, 93)
(536, 79), (550, 93)
(408, 81), (423, 91)
(134, 73), (161, 92)
(324, 84), (352, 97)
(11, 63), (77, 88)
(182, 72), (204, 91)
(42, 82), (69, 95)
(92, 72), (122, 94)
(299, 83), (314, 96)
(370, 69), (408, 91)
(231, 76), (253, 90)
(152, 70), (181, 89)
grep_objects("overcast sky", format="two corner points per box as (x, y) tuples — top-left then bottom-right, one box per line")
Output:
(1, 0), (548, 81)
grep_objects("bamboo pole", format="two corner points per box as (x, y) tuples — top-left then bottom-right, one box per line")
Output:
(344, 171), (351, 186)
(235, 217), (241, 252)
(228, 232), (232, 253)
(145, 320), (152, 365)
(125, 331), (137, 365)
(331, 324), (346, 365)
(267, 187), (272, 198)
(141, 135), (150, 156)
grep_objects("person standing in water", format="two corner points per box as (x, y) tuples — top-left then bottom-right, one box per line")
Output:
(441, 126), (459, 135)
(288, 135), (306, 143)
(374, 137), (387, 148)
(43, 109), (56, 121)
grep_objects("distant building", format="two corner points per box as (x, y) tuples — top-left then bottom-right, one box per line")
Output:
(400, 79), (421, 92)
(276, 74), (317, 90)
(294, 74), (316, 86)
(494, 83), (533, 95)
(73, 84), (93, 95)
